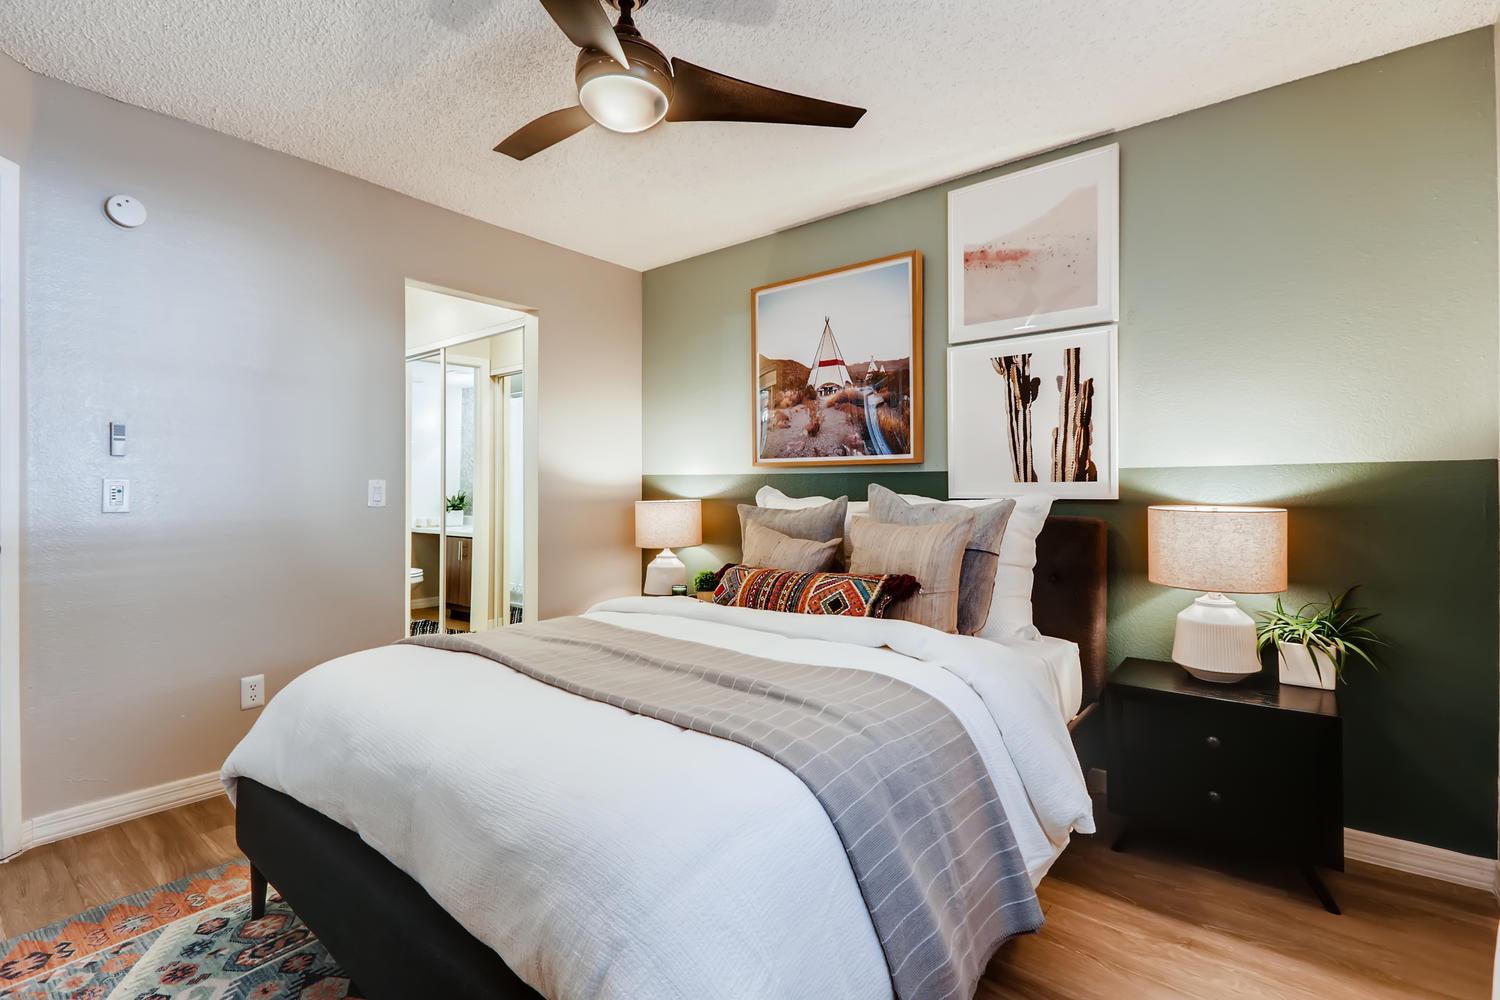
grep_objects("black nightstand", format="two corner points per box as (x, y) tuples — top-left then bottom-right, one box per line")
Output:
(1105, 657), (1344, 913)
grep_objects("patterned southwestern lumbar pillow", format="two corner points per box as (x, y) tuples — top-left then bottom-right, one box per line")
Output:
(713, 565), (920, 619)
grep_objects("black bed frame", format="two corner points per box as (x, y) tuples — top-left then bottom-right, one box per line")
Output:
(238, 515), (1108, 1000)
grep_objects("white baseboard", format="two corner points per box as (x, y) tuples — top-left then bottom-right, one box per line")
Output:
(410, 597), (438, 610)
(1343, 827), (1498, 893)
(16, 771), (224, 854)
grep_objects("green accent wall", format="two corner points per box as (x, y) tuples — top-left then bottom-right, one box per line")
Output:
(642, 32), (1500, 858)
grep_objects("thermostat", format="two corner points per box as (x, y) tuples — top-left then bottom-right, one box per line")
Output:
(104, 195), (148, 229)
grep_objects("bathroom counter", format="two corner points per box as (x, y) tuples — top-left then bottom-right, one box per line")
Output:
(411, 524), (473, 538)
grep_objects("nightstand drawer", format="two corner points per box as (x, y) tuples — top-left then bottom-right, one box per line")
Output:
(1118, 697), (1266, 778)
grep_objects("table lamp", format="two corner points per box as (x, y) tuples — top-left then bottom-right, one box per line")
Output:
(636, 499), (702, 596)
(1147, 505), (1288, 683)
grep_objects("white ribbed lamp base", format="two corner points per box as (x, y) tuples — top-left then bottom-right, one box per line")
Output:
(1170, 593), (1263, 683)
(643, 548), (687, 596)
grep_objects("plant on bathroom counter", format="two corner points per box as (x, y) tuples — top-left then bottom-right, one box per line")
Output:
(446, 492), (469, 512)
(693, 570), (719, 593)
(1255, 586), (1384, 686)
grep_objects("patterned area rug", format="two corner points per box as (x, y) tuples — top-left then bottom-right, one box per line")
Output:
(0, 860), (360, 999)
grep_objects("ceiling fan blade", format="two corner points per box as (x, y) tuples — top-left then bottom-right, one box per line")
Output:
(538, 0), (629, 68)
(495, 106), (595, 160)
(666, 58), (866, 128)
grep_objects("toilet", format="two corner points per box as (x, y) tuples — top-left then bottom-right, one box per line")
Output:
(409, 567), (424, 587)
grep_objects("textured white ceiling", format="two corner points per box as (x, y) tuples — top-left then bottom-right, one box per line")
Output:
(2, 0), (1494, 270)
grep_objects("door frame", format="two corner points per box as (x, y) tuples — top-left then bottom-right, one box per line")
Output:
(0, 155), (21, 859)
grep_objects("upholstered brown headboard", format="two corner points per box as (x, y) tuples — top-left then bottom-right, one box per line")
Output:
(1031, 515), (1108, 707)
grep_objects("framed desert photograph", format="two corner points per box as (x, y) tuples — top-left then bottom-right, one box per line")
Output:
(947, 325), (1117, 499)
(947, 144), (1119, 344)
(752, 251), (923, 467)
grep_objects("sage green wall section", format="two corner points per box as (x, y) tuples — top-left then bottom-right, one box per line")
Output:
(641, 31), (1500, 859)
(643, 30), (1498, 475)
(646, 461), (1500, 858)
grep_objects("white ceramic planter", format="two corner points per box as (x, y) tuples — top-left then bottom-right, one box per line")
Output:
(1277, 641), (1337, 690)
(446, 509), (464, 527)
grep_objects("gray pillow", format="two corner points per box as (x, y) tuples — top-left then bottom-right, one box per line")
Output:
(740, 521), (841, 573)
(867, 484), (1015, 636)
(848, 515), (973, 633)
(738, 497), (848, 550)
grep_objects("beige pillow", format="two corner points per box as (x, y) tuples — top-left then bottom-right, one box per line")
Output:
(848, 514), (974, 633)
(740, 521), (841, 573)
(738, 497), (848, 547)
(867, 484), (1015, 636)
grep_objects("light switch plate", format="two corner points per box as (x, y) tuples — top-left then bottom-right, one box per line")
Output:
(367, 479), (386, 508)
(101, 478), (130, 513)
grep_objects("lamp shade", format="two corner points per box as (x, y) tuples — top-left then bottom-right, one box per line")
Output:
(635, 499), (702, 550)
(1147, 505), (1287, 595)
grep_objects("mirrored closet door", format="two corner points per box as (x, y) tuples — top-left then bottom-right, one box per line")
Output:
(405, 328), (526, 636)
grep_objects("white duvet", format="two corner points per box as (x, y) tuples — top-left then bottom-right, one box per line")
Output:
(221, 598), (1094, 1000)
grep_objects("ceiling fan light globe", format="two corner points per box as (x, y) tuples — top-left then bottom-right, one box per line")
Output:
(579, 74), (668, 133)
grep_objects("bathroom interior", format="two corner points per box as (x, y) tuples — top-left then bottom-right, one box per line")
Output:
(406, 284), (528, 635)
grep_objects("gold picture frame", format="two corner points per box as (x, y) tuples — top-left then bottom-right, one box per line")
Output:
(751, 251), (923, 467)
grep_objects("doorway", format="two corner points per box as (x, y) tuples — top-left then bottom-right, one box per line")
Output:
(0, 155), (19, 859)
(404, 284), (535, 636)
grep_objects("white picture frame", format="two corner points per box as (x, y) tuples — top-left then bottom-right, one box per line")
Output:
(947, 144), (1119, 344)
(947, 325), (1118, 500)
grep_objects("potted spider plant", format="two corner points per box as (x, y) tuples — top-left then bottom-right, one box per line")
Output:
(1255, 587), (1383, 690)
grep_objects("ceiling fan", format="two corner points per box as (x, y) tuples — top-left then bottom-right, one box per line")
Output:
(495, 0), (867, 160)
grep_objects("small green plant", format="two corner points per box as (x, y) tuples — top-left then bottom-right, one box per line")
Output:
(1255, 587), (1384, 682)
(693, 570), (719, 593)
(446, 492), (469, 512)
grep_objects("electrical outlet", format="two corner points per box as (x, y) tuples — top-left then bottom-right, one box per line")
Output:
(240, 674), (266, 710)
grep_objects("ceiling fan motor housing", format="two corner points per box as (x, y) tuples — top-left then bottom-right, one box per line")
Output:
(575, 31), (673, 100)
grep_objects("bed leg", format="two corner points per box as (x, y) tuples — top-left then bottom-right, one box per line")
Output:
(250, 865), (268, 919)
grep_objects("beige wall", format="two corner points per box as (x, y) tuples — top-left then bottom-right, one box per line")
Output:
(1, 55), (641, 818)
(0, 54), (34, 160)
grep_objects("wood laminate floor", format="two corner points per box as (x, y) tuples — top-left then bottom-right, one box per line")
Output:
(0, 797), (1493, 998)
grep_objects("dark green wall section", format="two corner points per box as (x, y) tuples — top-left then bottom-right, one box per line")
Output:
(645, 460), (1500, 858)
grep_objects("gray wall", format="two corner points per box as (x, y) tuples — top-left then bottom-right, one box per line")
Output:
(2, 55), (642, 818)
(642, 31), (1500, 856)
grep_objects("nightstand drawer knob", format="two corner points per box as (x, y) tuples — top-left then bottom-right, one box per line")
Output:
(1207, 790), (1222, 805)
(1205, 736), (1221, 749)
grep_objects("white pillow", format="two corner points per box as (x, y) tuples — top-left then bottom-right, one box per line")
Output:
(897, 492), (1053, 641)
(759, 485), (1053, 639)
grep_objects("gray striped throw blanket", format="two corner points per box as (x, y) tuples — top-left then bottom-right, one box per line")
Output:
(402, 616), (1042, 1000)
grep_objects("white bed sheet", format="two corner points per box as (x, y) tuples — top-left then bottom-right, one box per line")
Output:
(222, 599), (1093, 1000)
(985, 634), (1083, 724)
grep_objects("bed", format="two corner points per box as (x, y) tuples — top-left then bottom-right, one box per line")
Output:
(226, 514), (1107, 1000)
